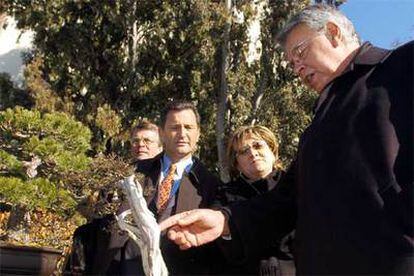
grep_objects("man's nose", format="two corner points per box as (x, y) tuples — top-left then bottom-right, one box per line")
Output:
(177, 126), (187, 135)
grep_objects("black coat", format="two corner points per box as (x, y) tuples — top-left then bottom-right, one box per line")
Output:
(228, 42), (414, 274)
(65, 153), (222, 275)
(217, 171), (295, 275)
(133, 153), (222, 275)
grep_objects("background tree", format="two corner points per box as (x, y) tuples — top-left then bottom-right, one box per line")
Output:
(1, 0), (315, 179)
(0, 0), (324, 264)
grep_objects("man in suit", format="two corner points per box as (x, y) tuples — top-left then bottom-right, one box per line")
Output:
(65, 101), (221, 275)
(105, 100), (221, 275)
(160, 4), (413, 275)
(130, 119), (163, 161)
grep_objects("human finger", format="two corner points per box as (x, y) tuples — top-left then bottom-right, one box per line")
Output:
(159, 210), (193, 231)
(179, 242), (192, 250)
(167, 226), (189, 245)
(182, 228), (199, 247)
(167, 227), (178, 240)
(174, 209), (207, 227)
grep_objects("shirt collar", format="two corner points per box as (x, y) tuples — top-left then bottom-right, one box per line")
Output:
(162, 154), (193, 177)
(341, 42), (391, 73)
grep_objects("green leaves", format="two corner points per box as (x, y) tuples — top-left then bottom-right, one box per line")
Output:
(0, 107), (92, 215)
(0, 150), (23, 174)
(0, 107), (42, 132)
(1, 107), (92, 155)
(0, 177), (76, 214)
(95, 104), (121, 138)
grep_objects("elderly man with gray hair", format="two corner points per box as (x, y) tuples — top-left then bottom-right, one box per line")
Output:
(160, 4), (413, 275)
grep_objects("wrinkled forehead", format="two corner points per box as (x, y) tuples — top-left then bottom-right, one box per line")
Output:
(283, 24), (320, 56)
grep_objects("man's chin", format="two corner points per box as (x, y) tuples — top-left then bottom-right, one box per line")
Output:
(175, 145), (191, 151)
(174, 150), (192, 159)
(137, 153), (149, 159)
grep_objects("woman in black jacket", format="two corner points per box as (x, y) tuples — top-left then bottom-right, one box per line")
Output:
(218, 125), (295, 276)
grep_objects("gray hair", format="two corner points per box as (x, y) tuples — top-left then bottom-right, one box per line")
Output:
(277, 4), (360, 47)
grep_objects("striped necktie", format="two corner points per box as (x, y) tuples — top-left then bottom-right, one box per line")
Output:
(157, 163), (177, 212)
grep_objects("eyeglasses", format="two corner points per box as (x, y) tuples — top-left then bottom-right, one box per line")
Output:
(132, 138), (157, 146)
(236, 140), (268, 157)
(287, 33), (322, 69)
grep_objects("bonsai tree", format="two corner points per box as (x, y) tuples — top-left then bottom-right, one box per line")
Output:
(0, 107), (134, 252)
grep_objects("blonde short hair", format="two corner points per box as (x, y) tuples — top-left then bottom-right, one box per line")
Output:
(227, 125), (282, 179)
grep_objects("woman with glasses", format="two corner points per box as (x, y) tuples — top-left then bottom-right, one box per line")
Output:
(217, 125), (295, 276)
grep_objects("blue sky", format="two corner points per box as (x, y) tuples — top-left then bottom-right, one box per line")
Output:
(340, 0), (414, 48)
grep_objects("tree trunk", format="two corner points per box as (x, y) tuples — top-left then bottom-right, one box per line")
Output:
(250, 46), (268, 125)
(216, 0), (232, 183)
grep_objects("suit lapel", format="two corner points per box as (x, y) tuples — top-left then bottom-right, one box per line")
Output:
(175, 173), (202, 214)
(106, 160), (161, 255)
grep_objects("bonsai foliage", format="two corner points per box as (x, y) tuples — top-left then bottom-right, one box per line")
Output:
(0, 107), (91, 175)
(0, 177), (75, 214)
(0, 107), (83, 248)
(0, 106), (136, 248)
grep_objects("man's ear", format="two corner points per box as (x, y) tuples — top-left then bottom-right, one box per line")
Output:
(325, 22), (342, 47)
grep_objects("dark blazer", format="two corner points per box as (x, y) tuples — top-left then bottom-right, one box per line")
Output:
(135, 153), (219, 221)
(66, 153), (221, 275)
(132, 153), (221, 275)
(217, 171), (295, 275)
(227, 41), (414, 274)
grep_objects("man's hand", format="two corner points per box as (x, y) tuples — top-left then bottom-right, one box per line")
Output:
(159, 209), (227, 250)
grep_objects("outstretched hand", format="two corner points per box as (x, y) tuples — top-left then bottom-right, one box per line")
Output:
(159, 209), (227, 250)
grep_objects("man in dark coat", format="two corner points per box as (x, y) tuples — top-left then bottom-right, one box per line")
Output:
(106, 153), (220, 275)
(65, 100), (221, 275)
(160, 5), (413, 275)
